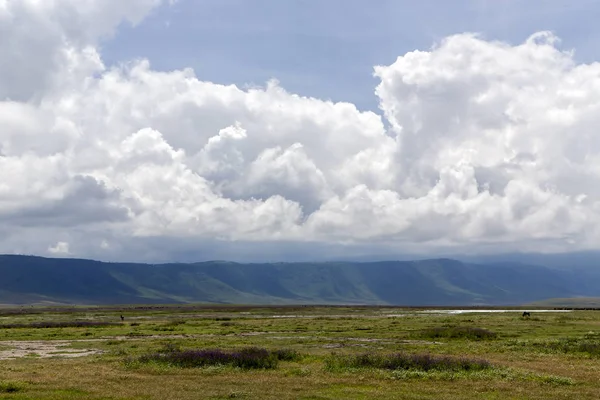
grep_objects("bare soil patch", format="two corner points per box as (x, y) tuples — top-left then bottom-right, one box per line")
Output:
(0, 340), (103, 360)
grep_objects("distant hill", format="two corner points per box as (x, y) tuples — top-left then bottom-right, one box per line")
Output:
(0, 255), (598, 306)
(526, 297), (600, 308)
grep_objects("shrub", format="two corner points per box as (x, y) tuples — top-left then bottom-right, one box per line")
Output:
(325, 352), (491, 372)
(234, 348), (278, 369)
(542, 337), (600, 356)
(419, 326), (497, 340)
(578, 342), (600, 355)
(272, 348), (302, 361)
(134, 347), (280, 369)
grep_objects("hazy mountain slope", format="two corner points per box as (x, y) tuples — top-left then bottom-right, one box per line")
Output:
(526, 297), (600, 308)
(0, 255), (142, 304)
(0, 255), (597, 305)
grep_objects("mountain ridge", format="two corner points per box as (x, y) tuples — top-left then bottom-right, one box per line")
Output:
(0, 254), (596, 306)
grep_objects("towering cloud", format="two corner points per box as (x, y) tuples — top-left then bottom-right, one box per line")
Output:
(1, 2), (599, 260)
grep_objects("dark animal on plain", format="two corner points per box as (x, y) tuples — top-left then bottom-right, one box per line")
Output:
(522, 311), (531, 317)
(120, 315), (125, 321)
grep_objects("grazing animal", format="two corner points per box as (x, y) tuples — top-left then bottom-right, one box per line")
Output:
(120, 315), (125, 321)
(522, 311), (531, 317)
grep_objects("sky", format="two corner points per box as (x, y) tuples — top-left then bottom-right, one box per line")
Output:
(3, 0), (600, 262)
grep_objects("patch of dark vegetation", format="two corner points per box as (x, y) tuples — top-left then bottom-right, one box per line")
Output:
(271, 348), (302, 362)
(126, 331), (146, 337)
(544, 335), (600, 356)
(509, 332), (600, 357)
(164, 319), (187, 327)
(0, 321), (117, 329)
(154, 327), (175, 332)
(577, 342), (600, 355)
(215, 317), (232, 321)
(325, 352), (492, 372)
(418, 326), (497, 340)
(0, 381), (25, 393)
(131, 347), (300, 369)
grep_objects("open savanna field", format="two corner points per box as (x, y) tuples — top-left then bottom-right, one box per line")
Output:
(0, 305), (599, 399)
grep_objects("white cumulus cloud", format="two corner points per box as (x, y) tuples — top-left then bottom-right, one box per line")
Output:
(2, 2), (600, 261)
(48, 241), (70, 255)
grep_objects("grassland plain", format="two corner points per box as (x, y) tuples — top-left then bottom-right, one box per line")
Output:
(0, 305), (599, 399)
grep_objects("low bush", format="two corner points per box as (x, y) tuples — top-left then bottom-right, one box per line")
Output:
(325, 352), (491, 372)
(133, 347), (283, 369)
(418, 326), (497, 340)
(544, 338), (600, 356)
(272, 348), (302, 361)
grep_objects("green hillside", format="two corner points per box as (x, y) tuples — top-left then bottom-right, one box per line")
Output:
(0, 255), (597, 305)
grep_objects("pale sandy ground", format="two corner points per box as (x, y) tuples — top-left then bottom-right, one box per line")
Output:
(0, 340), (103, 360)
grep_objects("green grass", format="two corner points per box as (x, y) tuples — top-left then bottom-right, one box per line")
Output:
(0, 305), (598, 399)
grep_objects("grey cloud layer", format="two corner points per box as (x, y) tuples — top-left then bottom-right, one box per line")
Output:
(1, 2), (599, 260)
